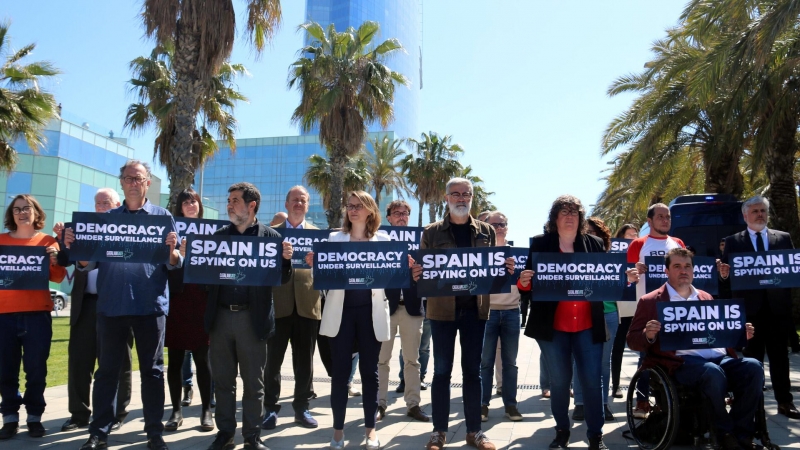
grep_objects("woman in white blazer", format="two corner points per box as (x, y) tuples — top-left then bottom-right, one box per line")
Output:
(307, 191), (391, 450)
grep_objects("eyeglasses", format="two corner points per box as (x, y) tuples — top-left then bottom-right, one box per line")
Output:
(489, 222), (507, 229)
(121, 176), (148, 185)
(346, 204), (364, 212)
(448, 192), (473, 200)
(390, 211), (410, 217)
(559, 209), (579, 217)
(12, 206), (33, 215)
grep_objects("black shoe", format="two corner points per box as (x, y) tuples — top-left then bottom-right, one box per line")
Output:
(420, 379), (428, 390)
(604, 405), (615, 421)
(147, 435), (169, 450)
(395, 381), (405, 393)
(201, 408), (215, 432)
(207, 431), (235, 450)
(110, 418), (124, 432)
(572, 404), (585, 421)
(164, 410), (183, 431)
(27, 421), (45, 438)
(0, 422), (18, 440)
(181, 386), (194, 407)
(778, 402), (800, 419)
(61, 417), (89, 432)
(611, 385), (623, 399)
(210, 396), (216, 408)
(79, 435), (108, 449)
(588, 436), (608, 450)
(549, 429), (570, 449)
(720, 433), (745, 450)
(243, 435), (270, 450)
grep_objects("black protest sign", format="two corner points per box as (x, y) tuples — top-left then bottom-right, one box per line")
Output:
(609, 238), (632, 254)
(529, 252), (627, 301)
(69, 212), (175, 264)
(0, 246), (50, 290)
(312, 241), (410, 290)
(644, 256), (719, 295)
(502, 247), (528, 290)
(380, 226), (424, 252)
(184, 235), (284, 286)
(276, 228), (330, 268)
(657, 299), (747, 351)
(175, 217), (229, 236)
(729, 249), (800, 290)
(416, 246), (511, 297)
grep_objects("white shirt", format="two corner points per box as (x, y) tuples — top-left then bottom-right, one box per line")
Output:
(747, 227), (769, 251)
(665, 282), (726, 360)
(86, 268), (99, 295)
(285, 220), (305, 229)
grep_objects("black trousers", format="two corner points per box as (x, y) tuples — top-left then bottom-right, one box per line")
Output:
(264, 310), (319, 413)
(167, 346), (211, 411)
(610, 316), (633, 389)
(744, 308), (793, 404)
(67, 295), (133, 423)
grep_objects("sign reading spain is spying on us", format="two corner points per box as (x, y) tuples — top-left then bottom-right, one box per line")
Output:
(657, 299), (747, 351)
(729, 249), (800, 290)
(68, 212), (175, 264)
(528, 252), (628, 301)
(644, 255), (719, 295)
(312, 241), (410, 290)
(416, 247), (511, 297)
(0, 246), (50, 290)
(184, 235), (284, 286)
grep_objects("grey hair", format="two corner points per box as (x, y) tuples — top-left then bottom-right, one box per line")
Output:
(488, 211), (507, 222)
(285, 185), (310, 202)
(119, 160), (152, 179)
(742, 196), (770, 214)
(446, 177), (473, 194)
(95, 187), (120, 204)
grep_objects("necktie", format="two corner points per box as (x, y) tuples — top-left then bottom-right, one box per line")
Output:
(755, 231), (766, 252)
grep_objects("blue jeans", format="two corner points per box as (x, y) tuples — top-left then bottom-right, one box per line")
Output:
(348, 353), (359, 385)
(399, 316), (431, 382)
(182, 351), (193, 387)
(430, 308), (486, 433)
(675, 355), (763, 439)
(539, 351), (551, 390)
(574, 311), (619, 405)
(0, 312), (52, 422)
(480, 308), (520, 407)
(538, 329), (604, 438)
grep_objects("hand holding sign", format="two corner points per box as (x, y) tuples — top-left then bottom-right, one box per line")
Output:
(47, 246), (58, 266)
(717, 259), (730, 279)
(746, 322), (754, 340)
(645, 319), (661, 341)
(282, 241), (293, 260)
(166, 231), (180, 266)
(505, 256), (515, 274)
(305, 251), (314, 268)
(519, 270), (533, 287)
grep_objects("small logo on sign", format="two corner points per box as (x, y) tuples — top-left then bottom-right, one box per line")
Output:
(106, 249), (134, 260)
(692, 337), (708, 344)
(568, 289), (584, 296)
(759, 277), (781, 286)
(349, 277), (367, 285)
(0, 277), (15, 287)
(220, 271), (246, 283)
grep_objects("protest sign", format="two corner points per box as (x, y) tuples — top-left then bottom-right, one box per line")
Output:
(502, 247), (528, 290)
(175, 217), (229, 236)
(312, 241), (410, 290)
(68, 212), (174, 264)
(729, 249), (800, 290)
(0, 246), (50, 290)
(657, 299), (747, 351)
(644, 256), (718, 295)
(528, 252), (627, 301)
(379, 226), (424, 252)
(609, 238), (632, 254)
(416, 246), (511, 297)
(184, 235), (284, 286)
(276, 228), (330, 268)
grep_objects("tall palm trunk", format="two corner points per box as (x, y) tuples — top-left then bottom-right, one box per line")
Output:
(428, 202), (437, 225)
(765, 116), (800, 243)
(703, 146), (745, 197)
(418, 199), (423, 227)
(168, 21), (204, 210)
(327, 147), (347, 228)
(374, 184), (382, 208)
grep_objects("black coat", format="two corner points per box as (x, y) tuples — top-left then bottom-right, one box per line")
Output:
(385, 283), (424, 317)
(523, 232), (609, 344)
(204, 222), (293, 341)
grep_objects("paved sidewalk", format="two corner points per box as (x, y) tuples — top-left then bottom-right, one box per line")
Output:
(4, 330), (800, 449)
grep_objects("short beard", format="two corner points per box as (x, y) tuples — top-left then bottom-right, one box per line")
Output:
(449, 204), (471, 219)
(229, 211), (250, 227)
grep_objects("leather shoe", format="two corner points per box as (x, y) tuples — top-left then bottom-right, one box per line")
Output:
(181, 386), (193, 407)
(110, 418), (123, 432)
(395, 381), (405, 393)
(79, 435), (108, 449)
(207, 431), (235, 450)
(27, 422), (45, 438)
(243, 435), (270, 450)
(0, 422), (18, 440)
(294, 410), (318, 428)
(164, 410), (183, 431)
(377, 405), (387, 421)
(261, 411), (278, 430)
(148, 435), (169, 450)
(778, 402), (800, 419)
(61, 417), (89, 432)
(201, 408), (215, 432)
(407, 405), (430, 422)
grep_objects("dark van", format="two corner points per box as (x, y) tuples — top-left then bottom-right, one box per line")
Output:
(668, 194), (747, 258)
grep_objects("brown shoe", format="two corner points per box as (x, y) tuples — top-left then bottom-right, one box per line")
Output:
(407, 405), (429, 422)
(778, 402), (800, 419)
(426, 431), (446, 450)
(466, 431), (496, 450)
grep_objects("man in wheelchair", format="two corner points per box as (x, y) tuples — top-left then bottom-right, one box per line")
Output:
(627, 248), (763, 450)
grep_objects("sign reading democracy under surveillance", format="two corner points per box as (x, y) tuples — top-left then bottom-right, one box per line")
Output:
(175, 217), (229, 237)
(184, 235), (284, 286)
(416, 246), (512, 297)
(0, 246), (50, 290)
(609, 239), (636, 301)
(277, 228), (330, 269)
(69, 212), (175, 264)
(312, 241), (410, 290)
(528, 252), (627, 301)
(657, 299), (747, 351)
(644, 256), (719, 295)
(729, 249), (800, 290)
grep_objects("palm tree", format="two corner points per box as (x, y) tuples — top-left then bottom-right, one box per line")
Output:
(304, 150), (369, 211)
(457, 166), (495, 218)
(124, 42), (248, 208)
(365, 136), (407, 206)
(289, 21), (409, 228)
(401, 132), (464, 225)
(141, 0), (281, 207)
(0, 21), (60, 170)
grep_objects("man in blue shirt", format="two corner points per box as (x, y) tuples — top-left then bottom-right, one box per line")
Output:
(65, 160), (181, 450)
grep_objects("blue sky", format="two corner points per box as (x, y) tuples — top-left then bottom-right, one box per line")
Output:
(5, 1), (686, 244)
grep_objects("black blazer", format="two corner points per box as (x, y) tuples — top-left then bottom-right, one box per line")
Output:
(720, 228), (794, 319)
(57, 248), (89, 327)
(523, 232), (609, 344)
(204, 222), (293, 341)
(385, 283), (424, 317)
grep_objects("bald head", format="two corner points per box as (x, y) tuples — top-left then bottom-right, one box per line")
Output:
(95, 188), (121, 213)
(270, 211), (288, 226)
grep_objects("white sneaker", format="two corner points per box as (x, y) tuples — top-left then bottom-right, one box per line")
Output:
(366, 435), (381, 450)
(330, 433), (345, 449)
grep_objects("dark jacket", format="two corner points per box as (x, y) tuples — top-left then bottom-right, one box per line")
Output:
(627, 284), (738, 375)
(57, 248), (88, 327)
(385, 283), (424, 317)
(204, 222), (293, 341)
(523, 232), (609, 344)
(719, 228), (794, 320)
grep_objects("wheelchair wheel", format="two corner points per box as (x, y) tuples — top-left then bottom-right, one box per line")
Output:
(626, 366), (680, 450)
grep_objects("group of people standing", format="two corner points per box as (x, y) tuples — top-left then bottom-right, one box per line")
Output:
(0, 158), (797, 450)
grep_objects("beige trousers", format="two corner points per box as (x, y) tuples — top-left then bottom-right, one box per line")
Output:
(378, 307), (424, 410)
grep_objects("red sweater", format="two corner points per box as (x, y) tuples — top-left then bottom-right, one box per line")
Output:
(0, 232), (66, 314)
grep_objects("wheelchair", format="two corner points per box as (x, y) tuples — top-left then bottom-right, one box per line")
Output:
(624, 365), (779, 450)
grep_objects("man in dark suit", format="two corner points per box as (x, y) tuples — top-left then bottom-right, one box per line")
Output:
(718, 195), (800, 419)
(54, 188), (133, 433)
